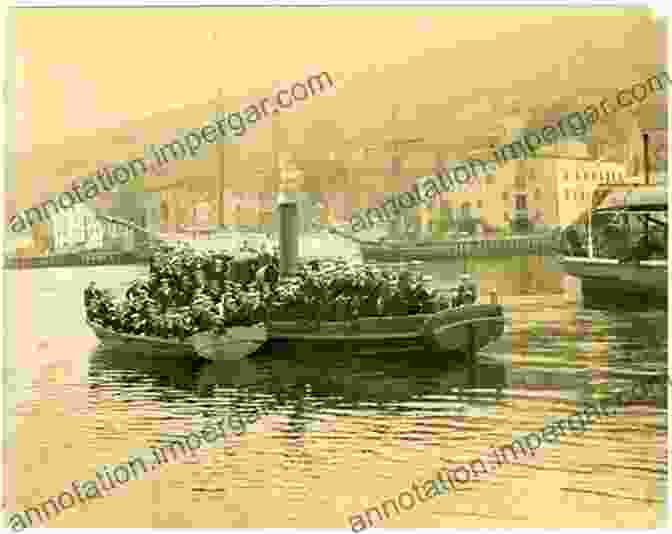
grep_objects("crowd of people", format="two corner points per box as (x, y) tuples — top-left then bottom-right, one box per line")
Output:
(84, 242), (278, 339)
(269, 260), (467, 321)
(84, 242), (477, 340)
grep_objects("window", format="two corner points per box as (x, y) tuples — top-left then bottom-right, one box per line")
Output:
(573, 191), (577, 200)
(563, 170), (569, 181)
(534, 188), (542, 201)
(515, 176), (526, 189)
(529, 170), (535, 181)
(565, 189), (570, 200)
(581, 191), (585, 200)
(486, 175), (495, 185)
(584, 171), (589, 181)
(592, 171), (597, 181)
(477, 200), (483, 209)
(502, 192), (509, 201)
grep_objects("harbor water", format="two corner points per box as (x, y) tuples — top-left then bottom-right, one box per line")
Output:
(5, 235), (668, 528)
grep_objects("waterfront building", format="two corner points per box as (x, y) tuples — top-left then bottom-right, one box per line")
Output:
(421, 111), (627, 235)
(48, 203), (106, 252)
(44, 192), (160, 254)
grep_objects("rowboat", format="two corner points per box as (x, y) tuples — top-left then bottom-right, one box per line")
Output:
(88, 302), (504, 361)
(266, 303), (505, 359)
(88, 321), (267, 361)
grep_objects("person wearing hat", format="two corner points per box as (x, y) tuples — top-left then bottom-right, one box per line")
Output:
(173, 275), (193, 307)
(125, 279), (145, 301)
(228, 252), (259, 285)
(84, 281), (102, 309)
(147, 305), (163, 337)
(211, 256), (229, 285)
(193, 268), (208, 290)
(157, 277), (175, 313)
(454, 275), (476, 307)
(86, 299), (105, 326)
(207, 278), (222, 300)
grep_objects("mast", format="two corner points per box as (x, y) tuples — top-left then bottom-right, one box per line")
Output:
(216, 87), (226, 227)
(643, 132), (651, 186)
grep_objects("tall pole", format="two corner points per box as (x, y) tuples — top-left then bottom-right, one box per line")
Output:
(208, 32), (226, 228)
(217, 87), (226, 226)
(273, 117), (280, 195)
(643, 132), (651, 185)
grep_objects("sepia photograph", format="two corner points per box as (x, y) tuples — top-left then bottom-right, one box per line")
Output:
(3, 1), (669, 530)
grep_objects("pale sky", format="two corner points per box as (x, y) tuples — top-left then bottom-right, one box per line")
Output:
(14, 6), (658, 154)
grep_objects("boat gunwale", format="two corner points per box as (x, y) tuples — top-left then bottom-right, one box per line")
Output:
(88, 321), (197, 349)
(268, 304), (504, 340)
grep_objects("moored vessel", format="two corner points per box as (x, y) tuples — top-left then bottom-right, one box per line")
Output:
(559, 185), (667, 305)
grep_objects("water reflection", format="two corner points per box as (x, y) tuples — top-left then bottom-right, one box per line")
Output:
(88, 346), (513, 421)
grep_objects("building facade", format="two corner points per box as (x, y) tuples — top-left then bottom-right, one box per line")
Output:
(48, 203), (105, 252)
(417, 114), (627, 235)
(46, 192), (160, 253)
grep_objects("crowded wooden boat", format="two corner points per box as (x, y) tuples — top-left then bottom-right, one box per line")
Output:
(85, 243), (504, 360)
